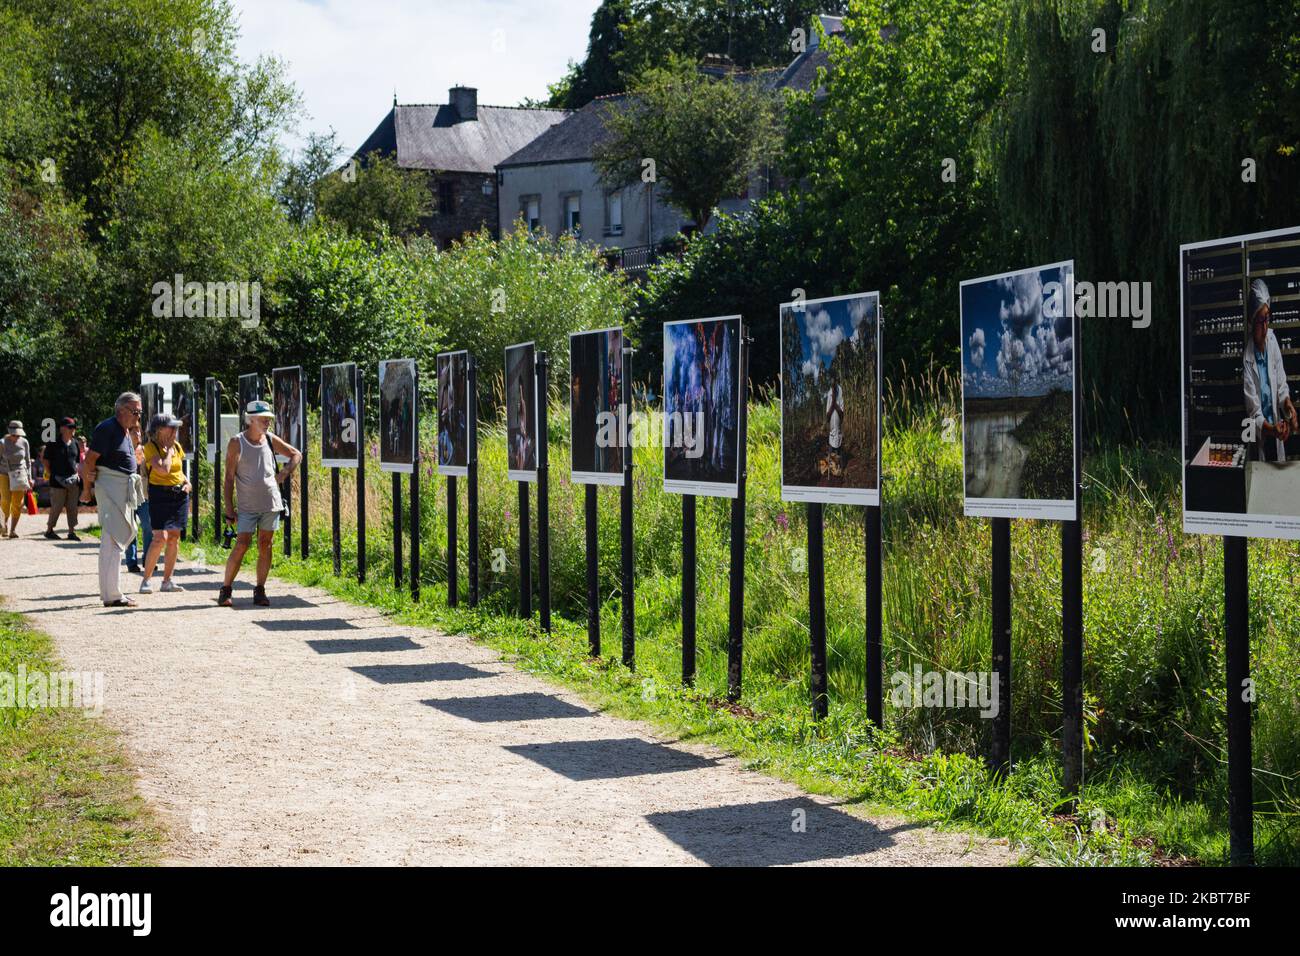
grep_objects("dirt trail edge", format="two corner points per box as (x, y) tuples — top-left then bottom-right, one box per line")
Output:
(2, 533), (1017, 866)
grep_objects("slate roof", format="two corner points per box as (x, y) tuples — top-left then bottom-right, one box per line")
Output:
(353, 103), (570, 174)
(498, 17), (847, 170)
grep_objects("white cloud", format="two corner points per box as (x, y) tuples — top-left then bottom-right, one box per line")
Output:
(229, 0), (601, 156)
(990, 268), (1072, 393)
(968, 326), (985, 367)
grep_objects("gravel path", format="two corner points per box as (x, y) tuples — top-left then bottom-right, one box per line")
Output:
(2, 529), (1016, 866)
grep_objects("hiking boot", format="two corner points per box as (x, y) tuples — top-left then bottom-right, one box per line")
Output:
(160, 579), (184, 593)
(217, 585), (233, 607)
(43, 530), (59, 540)
(252, 586), (270, 607)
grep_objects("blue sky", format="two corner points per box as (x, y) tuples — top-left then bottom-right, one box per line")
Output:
(230, 0), (602, 156)
(788, 295), (877, 384)
(961, 264), (1074, 399)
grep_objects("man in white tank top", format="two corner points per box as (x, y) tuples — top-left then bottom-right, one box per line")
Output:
(219, 400), (302, 607)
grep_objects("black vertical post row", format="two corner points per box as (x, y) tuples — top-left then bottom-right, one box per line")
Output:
(213, 381), (223, 544)
(808, 501), (828, 720)
(585, 484), (599, 657)
(1224, 535), (1253, 865)
(681, 494), (696, 687)
(409, 365), (420, 602)
(536, 351), (551, 632)
(331, 467), (341, 576)
(727, 331), (751, 703)
(356, 366), (366, 584)
(300, 368), (309, 560)
(990, 517), (1012, 775)
(518, 481), (531, 619)
(467, 355), (479, 607)
(447, 475), (458, 606)
(620, 347), (635, 670)
(865, 504), (883, 728)
(392, 474), (403, 588)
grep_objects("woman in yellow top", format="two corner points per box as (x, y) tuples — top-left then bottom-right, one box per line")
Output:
(139, 413), (192, 594)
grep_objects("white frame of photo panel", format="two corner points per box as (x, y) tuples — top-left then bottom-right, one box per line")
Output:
(505, 341), (539, 483)
(959, 260), (1078, 522)
(435, 349), (469, 477)
(568, 325), (625, 487)
(1180, 225), (1300, 541)
(662, 314), (743, 499)
(378, 358), (418, 475)
(779, 291), (883, 507)
(320, 361), (361, 469)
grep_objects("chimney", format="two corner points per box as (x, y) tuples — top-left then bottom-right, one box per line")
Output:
(450, 86), (477, 122)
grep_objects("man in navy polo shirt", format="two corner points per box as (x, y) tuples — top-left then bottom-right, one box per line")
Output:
(81, 393), (144, 607)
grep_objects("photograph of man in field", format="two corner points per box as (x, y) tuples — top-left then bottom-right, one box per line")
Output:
(961, 262), (1076, 519)
(663, 316), (739, 496)
(272, 367), (303, 455)
(780, 293), (880, 505)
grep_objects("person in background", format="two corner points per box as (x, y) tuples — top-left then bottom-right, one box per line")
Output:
(218, 400), (301, 607)
(39, 417), (82, 540)
(123, 422), (152, 573)
(80, 393), (144, 607)
(1, 421), (34, 539)
(138, 414), (191, 594)
(1244, 278), (1299, 462)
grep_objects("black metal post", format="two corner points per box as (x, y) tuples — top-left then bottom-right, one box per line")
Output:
(1061, 516), (1083, 797)
(410, 467), (420, 601)
(191, 381), (200, 540)
(213, 382), (223, 544)
(620, 347), (634, 670)
(331, 467), (341, 576)
(448, 475), (458, 607)
(282, 473), (292, 556)
(682, 494), (696, 687)
(356, 366), (366, 583)
(866, 504), (883, 728)
(392, 474), (403, 588)
(518, 481), (531, 619)
(536, 351), (551, 632)
(1224, 535), (1253, 865)
(585, 483), (599, 657)
(727, 332), (750, 703)
(990, 517), (1012, 775)
(467, 355), (479, 607)
(808, 501), (827, 720)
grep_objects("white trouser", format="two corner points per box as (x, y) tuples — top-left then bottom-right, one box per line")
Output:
(98, 530), (126, 603)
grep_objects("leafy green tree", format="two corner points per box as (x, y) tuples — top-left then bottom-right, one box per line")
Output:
(278, 131), (344, 227)
(594, 60), (781, 232)
(316, 151), (433, 241)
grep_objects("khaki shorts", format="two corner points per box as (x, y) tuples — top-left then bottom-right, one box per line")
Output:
(237, 511), (281, 534)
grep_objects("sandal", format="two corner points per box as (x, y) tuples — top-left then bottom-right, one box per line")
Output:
(252, 586), (270, 607)
(217, 586), (233, 607)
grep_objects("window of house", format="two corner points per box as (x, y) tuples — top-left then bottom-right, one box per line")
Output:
(438, 180), (456, 215)
(521, 195), (540, 234)
(563, 193), (581, 236)
(605, 190), (623, 236)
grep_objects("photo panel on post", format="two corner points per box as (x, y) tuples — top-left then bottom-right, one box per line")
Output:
(663, 316), (741, 498)
(960, 261), (1078, 521)
(238, 373), (264, 431)
(569, 327), (624, 486)
(272, 366), (305, 464)
(436, 350), (469, 477)
(779, 293), (882, 506)
(379, 359), (418, 474)
(320, 362), (360, 468)
(1181, 225), (1300, 540)
(204, 377), (218, 460)
(505, 342), (538, 482)
(172, 380), (195, 454)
